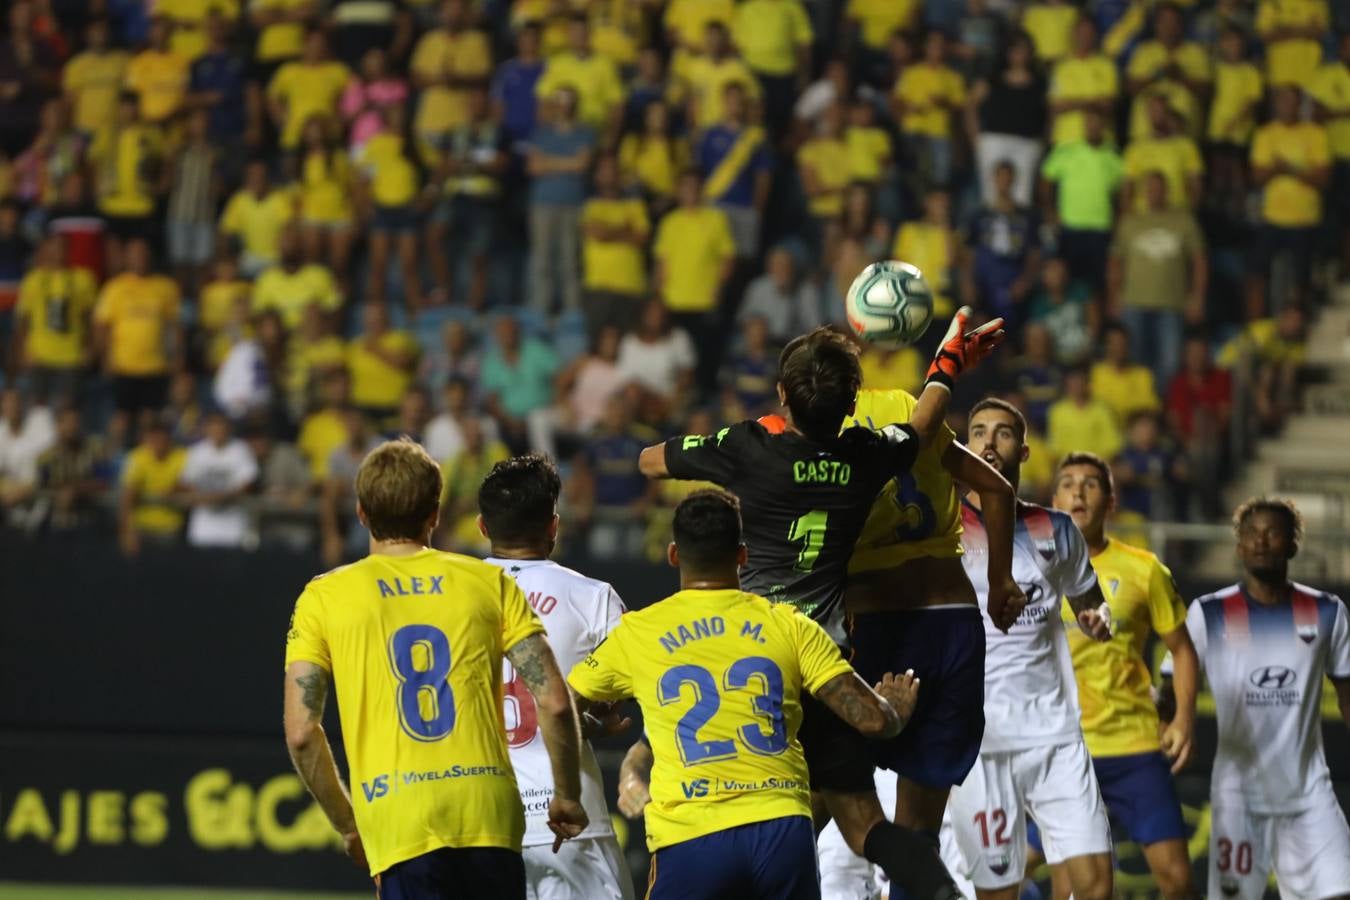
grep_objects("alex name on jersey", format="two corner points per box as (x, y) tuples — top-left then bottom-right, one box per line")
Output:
(845, 388), (963, 572)
(663, 418), (918, 644)
(961, 501), (1099, 751)
(1187, 583), (1350, 814)
(485, 557), (624, 848)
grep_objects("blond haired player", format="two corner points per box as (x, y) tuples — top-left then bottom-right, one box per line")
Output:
(1046, 452), (1199, 899)
(283, 439), (588, 899)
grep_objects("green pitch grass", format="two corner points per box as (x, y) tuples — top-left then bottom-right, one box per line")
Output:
(0, 886), (367, 900)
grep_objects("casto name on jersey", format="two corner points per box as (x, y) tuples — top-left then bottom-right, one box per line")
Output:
(657, 617), (770, 654)
(792, 459), (852, 485)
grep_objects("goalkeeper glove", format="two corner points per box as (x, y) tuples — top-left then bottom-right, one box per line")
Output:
(925, 306), (1006, 391)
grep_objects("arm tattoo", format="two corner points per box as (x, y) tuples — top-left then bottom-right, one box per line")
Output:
(815, 674), (880, 731)
(1068, 582), (1105, 614)
(296, 669), (328, 721)
(506, 633), (554, 695)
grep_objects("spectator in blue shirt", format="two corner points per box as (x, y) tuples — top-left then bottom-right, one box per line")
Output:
(1007, 321), (1063, 433)
(581, 392), (652, 559)
(696, 82), (771, 258)
(720, 315), (778, 417)
(526, 86), (595, 315)
(479, 314), (558, 453)
(491, 22), (545, 152)
(1115, 410), (1184, 519)
(964, 159), (1040, 328)
(190, 14), (250, 148)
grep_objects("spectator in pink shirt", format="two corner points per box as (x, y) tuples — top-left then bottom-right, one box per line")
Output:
(340, 47), (408, 154)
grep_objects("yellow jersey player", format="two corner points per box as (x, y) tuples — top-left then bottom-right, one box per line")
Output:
(1039, 451), (1200, 899)
(569, 489), (919, 900)
(283, 439), (589, 900)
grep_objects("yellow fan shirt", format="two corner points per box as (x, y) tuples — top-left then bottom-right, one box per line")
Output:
(121, 445), (188, 534)
(17, 267), (98, 368)
(411, 29), (493, 135)
(568, 588), (853, 850)
(1049, 54), (1118, 146)
(63, 50), (130, 134)
(1062, 538), (1186, 757)
(285, 550), (545, 875)
(268, 61), (352, 149)
(845, 389), (961, 570)
(1251, 121), (1330, 228)
(94, 273), (181, 376)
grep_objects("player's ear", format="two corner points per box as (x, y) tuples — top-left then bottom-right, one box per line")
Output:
(476, 514), (489, 539)
(548, 513), (560, 541)
(667, 542), (679, 568)
(776, 381), (786, 407)
(736, 543), (748, 568)
(1019, 442), (1029, 463)
(355, 500), (368, 528)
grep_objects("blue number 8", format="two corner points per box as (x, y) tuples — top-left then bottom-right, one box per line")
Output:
(660, 657), (787, 766)
(892, 471), (937, 541)
(388, 624), (456, 741)
(726, 657), (788, 756)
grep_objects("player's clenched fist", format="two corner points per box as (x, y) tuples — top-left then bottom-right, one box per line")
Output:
(1076, 601), (1112, 642)
(547, 796), (589, 853)
(987, 575), (1027, 633)
(617, 773), (652, 819)
(874, 670), (920, 730)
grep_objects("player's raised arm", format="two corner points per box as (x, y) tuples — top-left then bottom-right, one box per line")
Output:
(942, 440), (1023, 629)
(506, 632), (589, 850)
(909, 307), (1006, 448)
(283, 661), (365, 868)
(638, 444), (669, 478)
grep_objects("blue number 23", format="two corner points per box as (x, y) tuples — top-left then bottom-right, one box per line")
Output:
(658, 656), (787, 766)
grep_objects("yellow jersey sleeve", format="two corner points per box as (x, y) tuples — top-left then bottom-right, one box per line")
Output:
(790, 610), (854, 694)
(1147, 557), (1187, 637)
(501, 570), (546, 652)
(284, 581), (331, 670)
(846, 389), (963, 571)
(568, 623), (633, 702)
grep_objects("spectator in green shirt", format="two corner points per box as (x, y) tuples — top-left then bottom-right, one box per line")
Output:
(479, 315), (559, 453)
(1106, 170), (1207, 387)
(1040, 109), (1123, 294)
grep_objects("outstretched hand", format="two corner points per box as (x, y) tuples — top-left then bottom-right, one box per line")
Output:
(926, 306), (1007, 389)
(875, 669), (920, 729)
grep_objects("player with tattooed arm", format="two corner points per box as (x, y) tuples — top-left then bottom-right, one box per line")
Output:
(283, 439), (588, 900)
(569, 489), (920, 899)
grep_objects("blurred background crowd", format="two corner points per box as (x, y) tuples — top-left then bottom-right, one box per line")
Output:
(0, 0), (1344, 565)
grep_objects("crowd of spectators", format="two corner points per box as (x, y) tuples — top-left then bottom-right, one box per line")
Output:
(0, 0), (1344, 562)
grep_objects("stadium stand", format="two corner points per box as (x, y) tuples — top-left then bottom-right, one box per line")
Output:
(0, 0), (1349, 896)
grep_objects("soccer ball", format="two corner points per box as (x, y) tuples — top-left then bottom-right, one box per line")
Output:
(844, 260), (935, 349)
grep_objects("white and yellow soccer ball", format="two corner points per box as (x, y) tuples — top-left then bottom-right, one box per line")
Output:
(844, 260), (935, 349)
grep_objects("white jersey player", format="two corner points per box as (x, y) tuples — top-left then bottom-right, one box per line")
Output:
(946, 398), (1115, 900)
(478, 455), (634, 900)
(1186, 498), (1350, 900)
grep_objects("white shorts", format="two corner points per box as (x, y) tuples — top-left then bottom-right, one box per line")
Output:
(817, 770), (977, 900)
(523, 834), (634, 900)
(1207, 788), (1350, 900)
(947, 740), (1112, 890)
